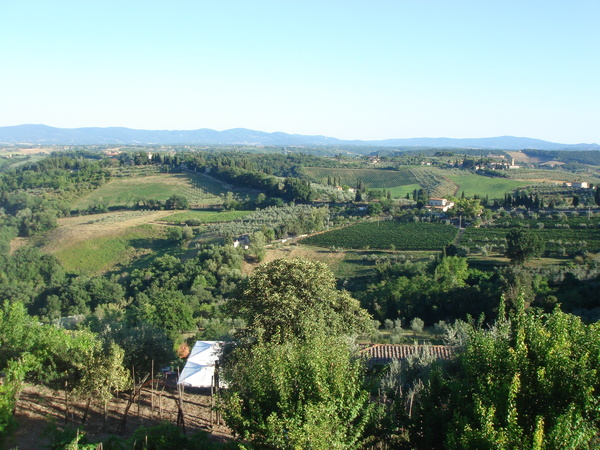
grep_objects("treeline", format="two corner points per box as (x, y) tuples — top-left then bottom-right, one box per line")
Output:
(217, 258), (600, 448)
(357, 248), (600, 327)
(189, 155), (316, 204)
(523, 149), (600, 166)
(0, 151), (109, 193)
(0, 243), (245, 341)
(0, 151), (113, 240)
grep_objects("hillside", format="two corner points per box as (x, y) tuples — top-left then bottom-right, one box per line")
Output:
(1, 124), (599, 150)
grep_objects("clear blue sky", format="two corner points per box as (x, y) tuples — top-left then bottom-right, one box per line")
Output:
(1, 0), (598, 144)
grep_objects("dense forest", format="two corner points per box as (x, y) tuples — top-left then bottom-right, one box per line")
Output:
(1, 147), (600, 448)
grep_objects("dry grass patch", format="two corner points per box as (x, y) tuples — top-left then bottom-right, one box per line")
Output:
(40, 211), (173, 254)
(242, 244), (346, 275)
(9, 237), (29, 255)
(13, 147), (53, 154)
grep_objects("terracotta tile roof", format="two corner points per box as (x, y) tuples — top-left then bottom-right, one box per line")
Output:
(360, 344), (456, 366)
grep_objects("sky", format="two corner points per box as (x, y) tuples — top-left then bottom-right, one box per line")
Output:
(0, 0), (598, 144)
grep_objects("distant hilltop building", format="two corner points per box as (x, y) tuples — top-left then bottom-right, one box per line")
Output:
(564, 182), (589, 189)
(428, 198), (455, 212)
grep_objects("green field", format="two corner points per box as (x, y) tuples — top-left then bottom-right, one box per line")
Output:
(54, 224), (168, 275)
(301, 167), (418, 189)
(387, 184), (422, 198)
(302, 166), (540, 200)
(502, 168), (600, 183)
(73, 172), (235, 209)
(301, 221), (459, 250)
(163, 210), (253, 224)
(446, 174), (531, 199)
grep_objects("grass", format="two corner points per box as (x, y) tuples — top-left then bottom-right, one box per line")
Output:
(162, 210), (253, 224)
(387, 184), (421, 199)
(73, 172), (240, 210)
(53, 224), (170, 275)
(332, 251), (376, 279)
(301, 167), (419, 189)
(445, 173), (531, 199)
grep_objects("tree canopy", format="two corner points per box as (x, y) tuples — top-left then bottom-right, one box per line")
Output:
(222, 258), (376, 447)
(222, 329), (375, 448)
(505, 228), (545, 265)
(228, 257), (372, 342)
(412, 299), (600, 448)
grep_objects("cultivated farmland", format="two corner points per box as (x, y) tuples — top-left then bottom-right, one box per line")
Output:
(73, 172), (236, 210)
(301, 167), (419, 189)
(39, 210), (175, 274)
(462, 218), (600, 255)
(301, 221), (459, 250)
(53, 224), (167, 275)
(445, 173), (530, 199)
(163, 210), (253, 224)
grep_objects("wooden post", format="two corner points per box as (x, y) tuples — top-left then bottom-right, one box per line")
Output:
(176, 369), (186, 435)
(137, 387), (142, 424)
(64, 380), (69, 424)
(81, 397), (92, 424)
(116, 373), (149, 434)
(150, 360), (154, 415)
(210, 383), (214, 428)
(103, 400), (108, 432)
(214, 362), (221, 425)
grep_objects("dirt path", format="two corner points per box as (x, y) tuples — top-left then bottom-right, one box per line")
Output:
(454, 227), (466, 245)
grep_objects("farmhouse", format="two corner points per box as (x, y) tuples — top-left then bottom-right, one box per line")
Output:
(233, 235), (250, 249)
(335, 186), (356, 193)
(427, 198), (455, 212)
(562, 182), (588, 188)
(361, 344), (455, 367)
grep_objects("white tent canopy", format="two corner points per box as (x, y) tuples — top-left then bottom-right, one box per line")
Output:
(178, 341), (226, 388)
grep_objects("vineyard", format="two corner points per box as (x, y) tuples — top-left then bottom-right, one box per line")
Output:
(408, 167), (456, 197)
(445, 173), (530, 199)
(301, 167), (418, 189)
(461, 217), (600, 255)
(501, 168), (600, 183)
(300, 221), (459, 251)
(53, 223), (167, 275)
(73, 172), (233, 210)
(163, 210), (253, 224)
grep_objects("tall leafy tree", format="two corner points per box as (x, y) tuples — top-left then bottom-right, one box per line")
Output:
(505, 228), (545, 265)
(223, 329), (375, 448)
(228, 257), (371, 343)
(222, 258), (375, 447)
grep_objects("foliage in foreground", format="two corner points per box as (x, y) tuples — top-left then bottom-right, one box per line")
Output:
(47, 422), (227, 449)
(411, 299), (600, 448)
(222, 330), (375, 449)
(222, 257), (376, 448)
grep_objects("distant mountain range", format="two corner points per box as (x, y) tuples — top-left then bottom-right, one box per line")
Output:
(0, 124), (598, 151)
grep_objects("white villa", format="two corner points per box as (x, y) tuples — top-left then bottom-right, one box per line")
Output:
(428, 198), (455, 212)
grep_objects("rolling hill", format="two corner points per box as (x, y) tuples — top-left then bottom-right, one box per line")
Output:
(0, 124), (598, 150)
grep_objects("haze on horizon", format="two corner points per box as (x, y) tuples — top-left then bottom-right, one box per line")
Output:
(1, 1), (598, 145)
